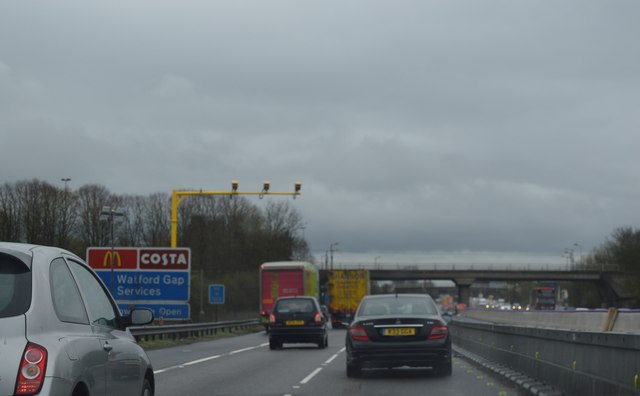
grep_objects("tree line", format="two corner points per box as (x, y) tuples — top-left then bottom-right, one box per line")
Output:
(0, 179), (312, 320)
(574, 226), (640, 307)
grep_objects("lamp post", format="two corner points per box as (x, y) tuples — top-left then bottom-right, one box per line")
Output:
(100, 206), (124, 293)
(374, 255), (381, 270)
(329, 242), (339, 271)
(563, 248), (574, 271)
(60, 178), (71, 246)
(573, 243), (582, 264)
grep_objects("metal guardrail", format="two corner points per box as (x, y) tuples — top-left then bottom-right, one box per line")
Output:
(129, 319), (260, 341)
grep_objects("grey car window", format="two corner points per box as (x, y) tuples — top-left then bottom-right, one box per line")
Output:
(66, 259), (117, 328)
(50, 258), (89, 324)
(275, 299), (314, 313)
(360, 297), (438, 316)
(0, 253), (32, 317)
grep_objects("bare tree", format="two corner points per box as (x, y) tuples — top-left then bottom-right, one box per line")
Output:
(76, 184), (116, 247)
(264, 201), (303, 235)
(14, 180), (60, 245)
(118, 195), (147, 246)
(56, 185), (78, 249)
(142, 192), (171, 247)
(0, 182), (22, 242)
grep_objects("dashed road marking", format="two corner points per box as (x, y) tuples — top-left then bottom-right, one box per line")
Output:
(154, 343), (267, 374)
(300, 367), (323, 384)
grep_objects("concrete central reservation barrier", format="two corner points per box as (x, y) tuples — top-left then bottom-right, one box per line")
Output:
(451, 309), (640, 395)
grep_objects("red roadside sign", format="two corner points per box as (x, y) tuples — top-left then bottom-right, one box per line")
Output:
(86, 248), (138, 270)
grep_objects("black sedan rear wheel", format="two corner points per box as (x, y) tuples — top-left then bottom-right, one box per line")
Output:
(433, 360), (452, 376)
(346, 362), (361, 378)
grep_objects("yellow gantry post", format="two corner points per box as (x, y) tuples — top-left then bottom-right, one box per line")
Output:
(170, 181), (301, 247)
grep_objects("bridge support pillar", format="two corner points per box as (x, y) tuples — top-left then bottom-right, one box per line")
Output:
(455, 279), (474, 307)
(458, 285), (471, 306)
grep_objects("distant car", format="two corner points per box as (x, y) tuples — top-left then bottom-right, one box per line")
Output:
(268, 296), (328, 349)
(0, 242), (155, 396)
(345, 293), (452, 377)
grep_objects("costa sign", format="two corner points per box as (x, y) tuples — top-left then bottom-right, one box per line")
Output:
(139, 248), (189, 270)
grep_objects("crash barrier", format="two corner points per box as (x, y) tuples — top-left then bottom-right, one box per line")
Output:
(450, 317), (640, 395)
(462, 308), (640, 333)
(129, 319), (260, 342)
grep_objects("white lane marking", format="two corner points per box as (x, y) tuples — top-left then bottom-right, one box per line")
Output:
(324, 354), (339, 365)
(300, 367), (322, 384)
(338, 347), (346, 353)
(184, 355), (221, 366)
(154, 343), (266, 374)
(230, 346), (257, 354)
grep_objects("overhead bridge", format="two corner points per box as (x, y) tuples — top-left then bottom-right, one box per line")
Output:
(321, 265), (627, 307)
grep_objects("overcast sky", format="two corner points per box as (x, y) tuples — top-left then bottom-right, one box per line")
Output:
(1, 1), (639, 266)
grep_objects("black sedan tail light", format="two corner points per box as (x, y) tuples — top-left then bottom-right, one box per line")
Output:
(349, 324), (371, 341)
(427, 324), (448, 340)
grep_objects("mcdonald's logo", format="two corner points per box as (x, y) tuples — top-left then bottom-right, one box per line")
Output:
(103, 250), (122, 268)
(87, 248), (137, 270)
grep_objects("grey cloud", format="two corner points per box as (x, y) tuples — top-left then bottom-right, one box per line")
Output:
(1, 0), (639, 262)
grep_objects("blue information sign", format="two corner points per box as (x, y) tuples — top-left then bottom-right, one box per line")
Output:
(96, 271), (189, 301)
(118, 303), (190, 321)
(209, 284), (225, 304)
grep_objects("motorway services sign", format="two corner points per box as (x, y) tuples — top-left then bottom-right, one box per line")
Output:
(209, 284), (225, 304)
(87, 247), (191, 320)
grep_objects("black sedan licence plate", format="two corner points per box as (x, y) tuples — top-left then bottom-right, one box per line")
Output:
(383, 328), (415, 336)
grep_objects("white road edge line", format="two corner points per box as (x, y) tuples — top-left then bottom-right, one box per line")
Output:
(300, 367), (323, 384)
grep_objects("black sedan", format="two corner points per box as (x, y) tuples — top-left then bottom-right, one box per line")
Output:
(268, 296), (329, 349)
(345, 293), (452, 377)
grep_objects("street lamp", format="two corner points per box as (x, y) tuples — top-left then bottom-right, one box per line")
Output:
(61, 178), (71, 189)
(374, 256), (381, 269)
(573, 243), (582, 263)
(329, 242), (339, 271)
(100, 206), (124, 293)
(563, 248), (574, 271)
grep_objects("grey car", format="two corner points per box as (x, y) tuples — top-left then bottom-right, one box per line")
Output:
(0, 242), (155, 396)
